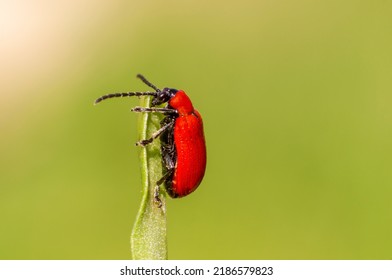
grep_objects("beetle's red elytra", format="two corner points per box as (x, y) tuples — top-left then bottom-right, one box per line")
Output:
(95, 74), (206, 207)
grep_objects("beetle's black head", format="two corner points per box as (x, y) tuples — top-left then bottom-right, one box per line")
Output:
(152, 87), (178, 106)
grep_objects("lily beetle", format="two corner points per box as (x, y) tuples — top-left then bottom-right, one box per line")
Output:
(95, 74), (206, 207)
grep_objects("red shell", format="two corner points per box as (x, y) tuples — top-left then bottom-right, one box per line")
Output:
(168, 91), (207, 197)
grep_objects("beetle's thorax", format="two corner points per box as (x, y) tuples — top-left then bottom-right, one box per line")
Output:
(169, 90), (194, 115)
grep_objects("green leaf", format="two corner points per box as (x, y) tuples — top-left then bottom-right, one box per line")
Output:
(130, 95), (168, 260)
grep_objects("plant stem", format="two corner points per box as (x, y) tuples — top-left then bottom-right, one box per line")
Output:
(130, 95), (168, 260)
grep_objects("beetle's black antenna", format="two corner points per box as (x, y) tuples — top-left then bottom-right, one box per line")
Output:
(94, 91), (157, 104)
(94, 74), (160, 105)
(137, 74), (161, 92)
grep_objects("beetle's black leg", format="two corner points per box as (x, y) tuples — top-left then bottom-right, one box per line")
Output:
(154, 168), (174, 208)
(131, 107), (177, 114)
(154, 142), (176, 207)
(135, 119), (175, 146)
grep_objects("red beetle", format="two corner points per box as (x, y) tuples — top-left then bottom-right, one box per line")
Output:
(95, 74), (206, 207)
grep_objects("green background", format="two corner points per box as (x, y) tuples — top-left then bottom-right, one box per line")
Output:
(1, 0), (392, 259)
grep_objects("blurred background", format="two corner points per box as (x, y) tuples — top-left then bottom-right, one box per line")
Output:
(1, 0), (392, 259)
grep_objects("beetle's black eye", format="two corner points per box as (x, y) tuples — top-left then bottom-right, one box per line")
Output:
(151, 88), (174, 106)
